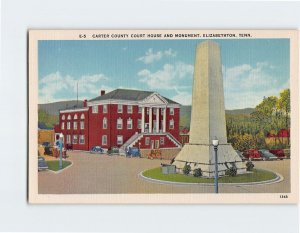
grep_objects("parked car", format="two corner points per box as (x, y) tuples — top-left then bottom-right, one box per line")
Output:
(126, 147), (141, 157)
(269, 149), (286, 160)
(258, 149), (278, 160)
(235, 150), (246, 161)
(243, 149), (261, 160)
(90, 146), (104, 154)
(38, 156), (48, 171)
(108, 146), (119, 155)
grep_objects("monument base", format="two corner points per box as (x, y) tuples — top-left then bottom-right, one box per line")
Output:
(173, 143), (246, 178)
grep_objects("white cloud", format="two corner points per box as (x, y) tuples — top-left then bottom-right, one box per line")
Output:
(138, 62), (193, 90)
(39, 72), (111, 103)
(172, 91), (192, 105)
(223, 62), (289, 109)
(137, 48), (177, 64)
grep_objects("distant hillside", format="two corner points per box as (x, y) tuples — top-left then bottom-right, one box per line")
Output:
(38, 101), (255, 130)
(38, 100), (84, 116)
(179, 105), (255, 129)
(226, 108), (255, 115)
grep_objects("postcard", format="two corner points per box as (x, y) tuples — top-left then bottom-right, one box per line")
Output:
(28, 29), (299, 204)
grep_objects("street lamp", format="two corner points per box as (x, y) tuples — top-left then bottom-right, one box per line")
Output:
(212, 138), (219, 194)
(59, 133), (64, 170)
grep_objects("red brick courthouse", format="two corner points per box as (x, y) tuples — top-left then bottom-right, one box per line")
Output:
(54, 89), (182, 151)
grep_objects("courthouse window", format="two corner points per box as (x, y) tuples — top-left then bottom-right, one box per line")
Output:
(117, 118), (123, 129)
(118, 104), (123, 113)
(103, 104), (107, 113)
(103, 117), (107, 129)
(117, 135), (123, 145)
(127, 118), (133, 129)
(79, 135), (85, 144)
(102, 135), (107, 145)
(73, 135), (78, 144)
(92, 105), (98, 113)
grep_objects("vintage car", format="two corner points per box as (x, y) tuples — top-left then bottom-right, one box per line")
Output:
(258, 149), (278, 160)
(243, 149), (261, 160)
(126, 147), (141, 157)
(38, 156), (48, 171)
(269, 149), (286, 160)
(90, 146), (105, 154)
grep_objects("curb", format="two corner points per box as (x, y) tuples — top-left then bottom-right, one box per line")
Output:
(139, 169), (283, 187)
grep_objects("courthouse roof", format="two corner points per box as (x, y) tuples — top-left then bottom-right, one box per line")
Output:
(89, 88), (179, 104)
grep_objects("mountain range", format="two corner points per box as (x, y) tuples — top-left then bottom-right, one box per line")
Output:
(38, 100), (254, 129)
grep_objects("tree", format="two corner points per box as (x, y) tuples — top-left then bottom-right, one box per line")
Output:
(277, 89), (290, 129)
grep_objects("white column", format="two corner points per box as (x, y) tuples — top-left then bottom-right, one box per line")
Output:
(163, 107), (167, 132)
(141, 107), (145, 133)
(156, 107), (159, 133)
(149, 107), (152, 133)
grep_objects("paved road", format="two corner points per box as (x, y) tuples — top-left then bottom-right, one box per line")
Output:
(38, 151), (290, 194)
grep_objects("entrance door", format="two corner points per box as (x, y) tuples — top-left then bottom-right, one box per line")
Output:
(151, 140), (154, 149)
(155, 140), (160, 149)
(145, 123), (149, 133)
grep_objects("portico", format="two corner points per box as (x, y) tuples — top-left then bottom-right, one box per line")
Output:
(139, 92), (170, 134)
(140, 106), (167, 133)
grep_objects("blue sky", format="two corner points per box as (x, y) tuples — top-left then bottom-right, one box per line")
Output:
(38, 39), (290, 109)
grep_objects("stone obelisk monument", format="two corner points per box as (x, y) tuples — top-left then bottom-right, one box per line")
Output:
(173, 41), (246, 177)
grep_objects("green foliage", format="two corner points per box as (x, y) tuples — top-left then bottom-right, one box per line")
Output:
(229, 133), (257, 151)
(225, 166), (237, 177)
(183, 164), (191, 175)
(38, 109), (59, 129)
(193, 168), (202, 177)
(246, 161), (255, 171)
(143, 167), (277, 183)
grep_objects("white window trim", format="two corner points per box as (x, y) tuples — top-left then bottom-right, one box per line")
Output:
(73, 135), (78, 144)
(145, 137), (150, 145)
(117, 135), (123, 145)
(160, 137), (165, 145)
(80, 121), (85, 129)
(127, 118), (133, 129)
(61, 122), (65, 130)
(67, 122), (71, 130)
(117, 118), (123, 129)
(127, 105), (133, 114)
(62, 115), (65, 120)
(92, 105), (98, 114)
(102, 135), (107, 145)
(169, 119), (174, 129)
(138, 119), (142, 129)
(103, 104), (108, 113)
(117, 104), (123, 113)
(170, 108), (174, 115)
(79, 135), (85, 144)
(67, 114), (72, 120)
(66, 135), (71, 144)
(73, 121), (77, 130)
(103, 117), (107, 129)
(74, 114), (78, 120)
(80, 113), (85, 119)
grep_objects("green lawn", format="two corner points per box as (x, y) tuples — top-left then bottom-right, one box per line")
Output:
(46, 160), (72, 172)
(142, 167), (277, 184)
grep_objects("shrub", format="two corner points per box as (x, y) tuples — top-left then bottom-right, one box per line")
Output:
(183, 164), (191, 175)
(225, 166), (237, 177)
(246, 161), (255, 171)
(193, 168), (202, 177)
